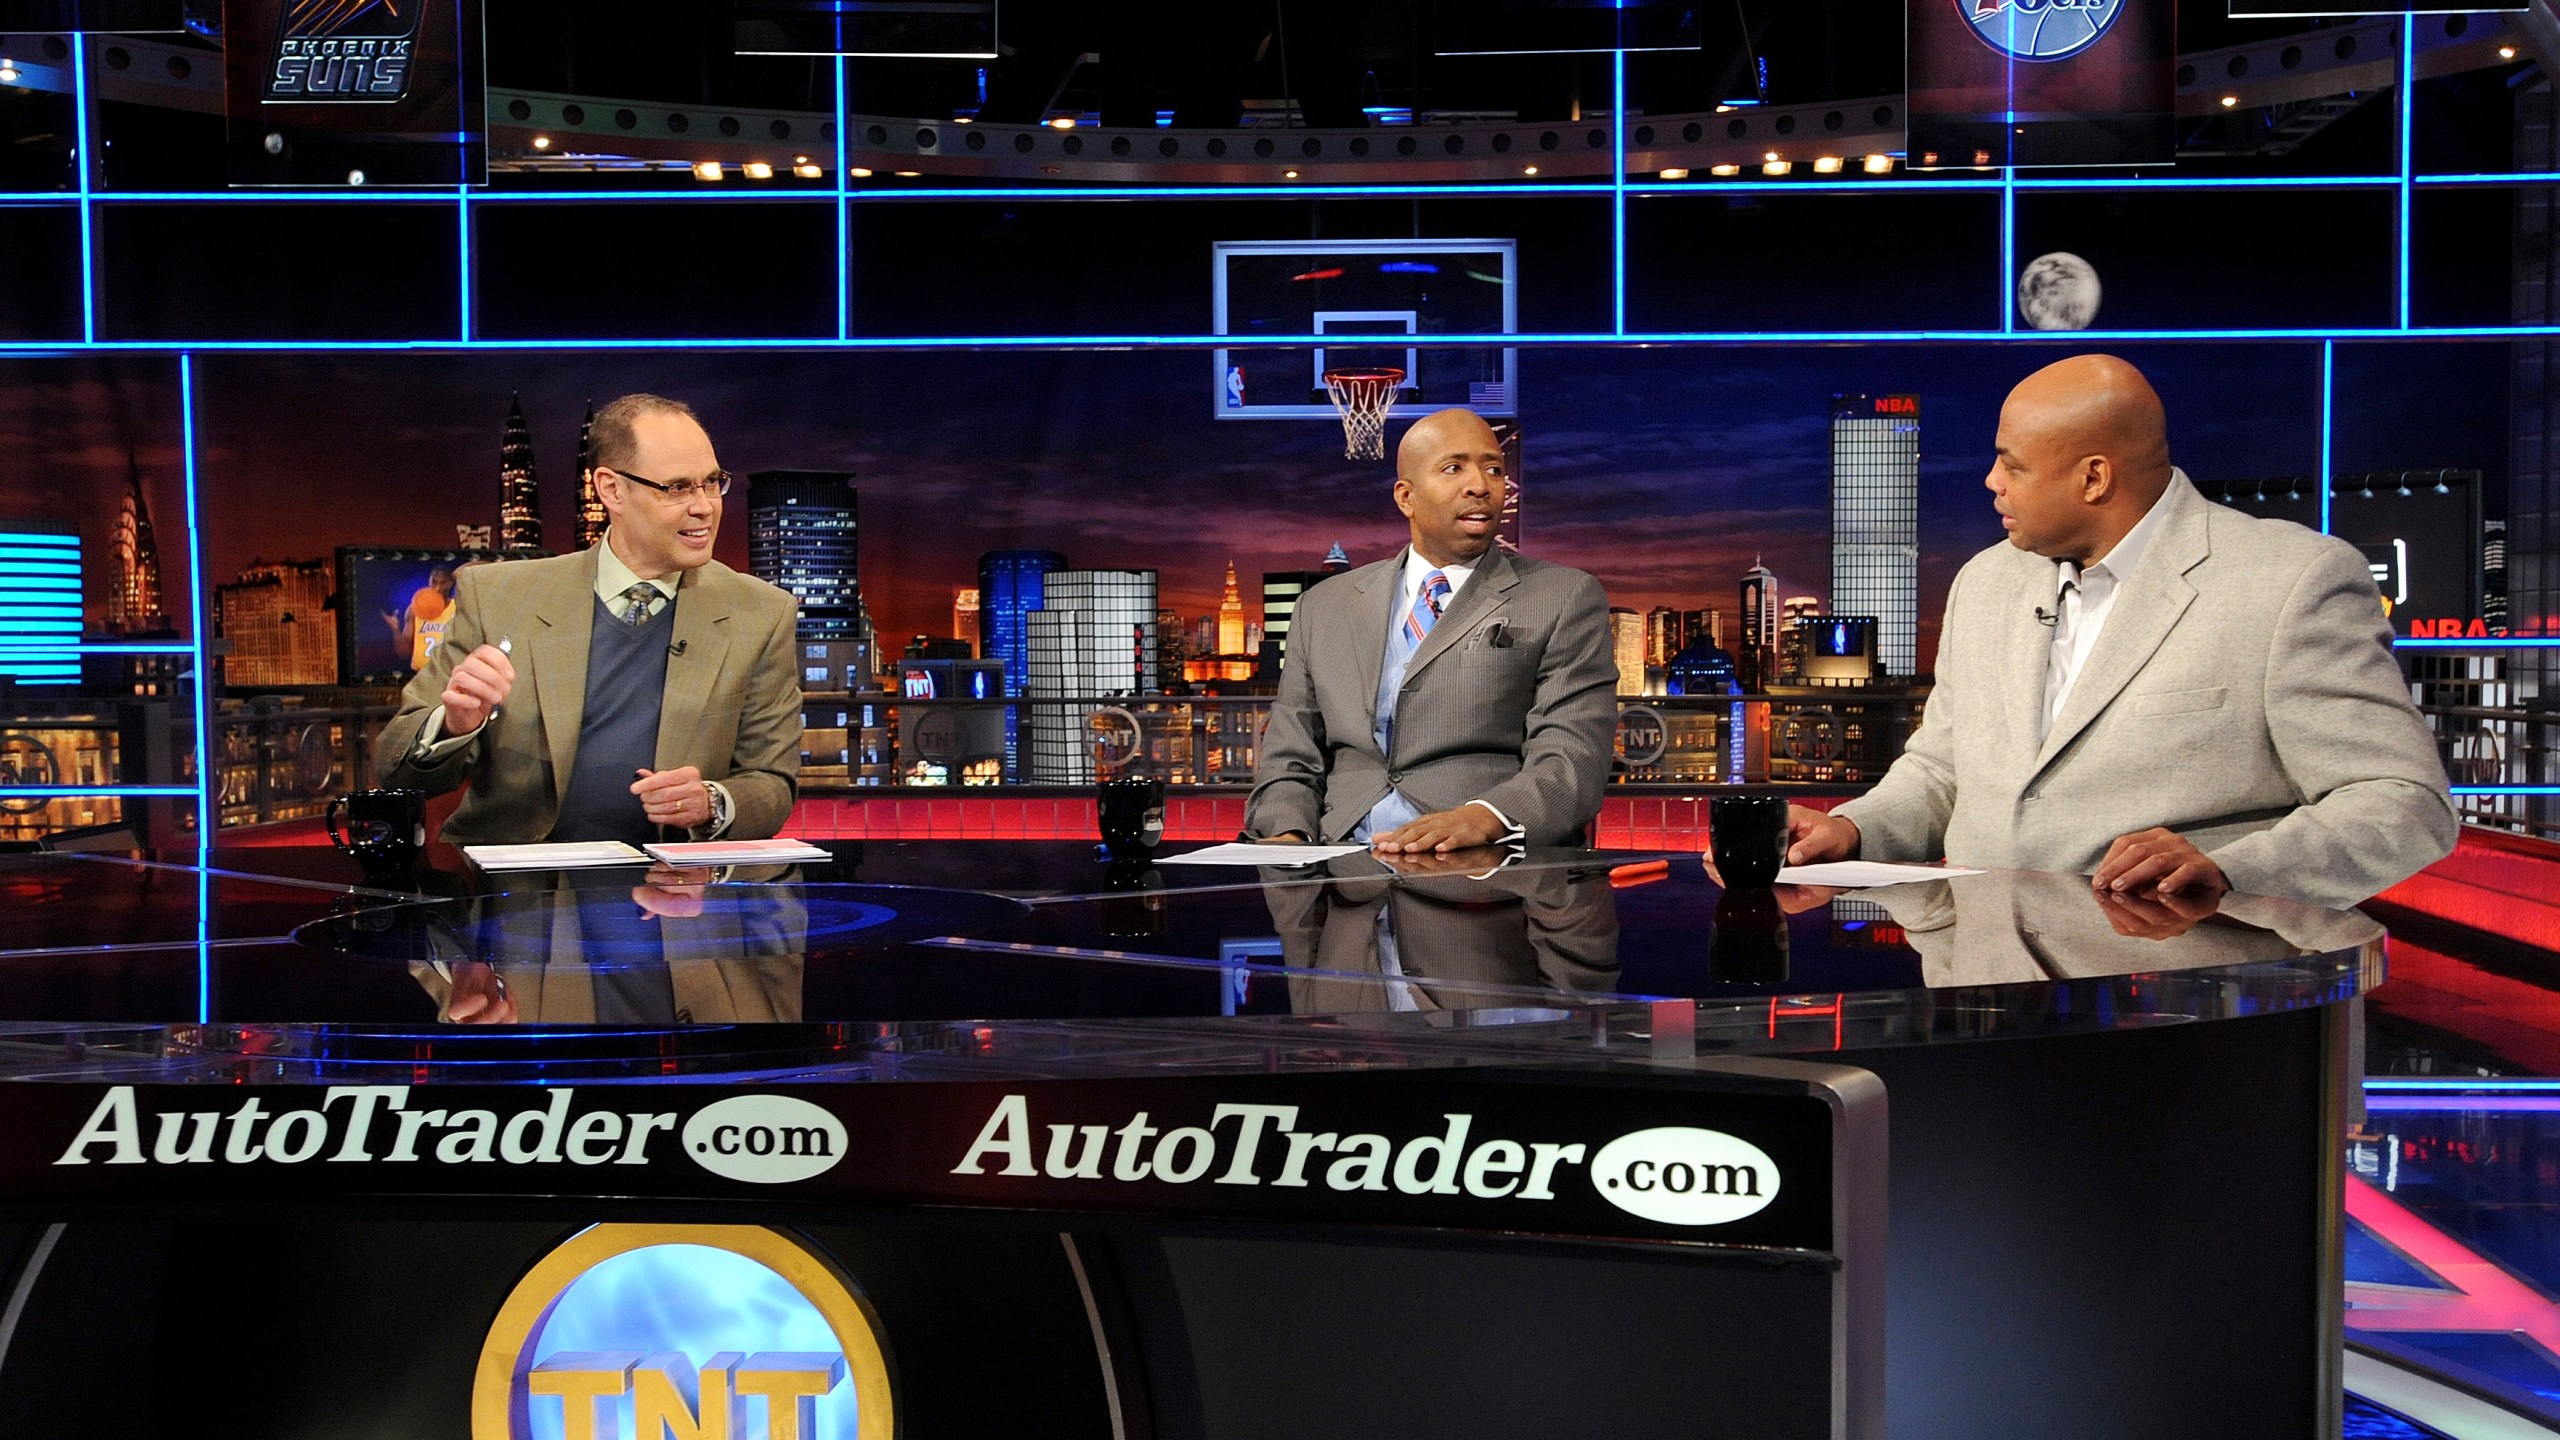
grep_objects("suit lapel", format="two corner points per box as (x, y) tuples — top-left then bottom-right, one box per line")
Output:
(1402, 547), (1517, 684)
(657, 566), (736, 771)
(2031, 479), (2210, 771)
(1999, 554), (2054, 769)
(531, 550), (601, 808)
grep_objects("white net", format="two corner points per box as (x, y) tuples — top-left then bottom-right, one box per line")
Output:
(1323, 368), (1406, 460)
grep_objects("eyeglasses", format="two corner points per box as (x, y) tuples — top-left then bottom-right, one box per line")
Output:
(607, 467), (734, 502)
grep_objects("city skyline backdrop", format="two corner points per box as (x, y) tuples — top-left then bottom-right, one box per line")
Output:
(0, 342), (2518, 672)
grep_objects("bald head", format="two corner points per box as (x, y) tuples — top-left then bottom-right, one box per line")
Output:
(1986, 355), (2175, 564)
(1396, 407), (1502, 483)
(1393, 408), (1508, 566)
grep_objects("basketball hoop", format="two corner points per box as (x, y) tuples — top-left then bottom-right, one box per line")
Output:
(1322, 366), (1405, 461)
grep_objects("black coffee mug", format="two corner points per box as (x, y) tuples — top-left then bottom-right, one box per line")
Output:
(1708, 795), (1791, 889)
(327, 787), (426, 876)
(1710, 886), (1791, 985)
(1098, 775), (1165, 861)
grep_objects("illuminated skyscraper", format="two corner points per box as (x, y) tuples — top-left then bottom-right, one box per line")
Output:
(1217, 561), (1247, 655)
(499, 394), (542, 553)
(1783, 595), (1823, 627)
(1741, 559), (1779, 656)
(978, 549), (1067, 697)
(1323, 542), (1351, 571)
(1831, 394), (1921, 676)
(107, 453), (165, 635)
(1261, 568), (1333, 665)
(574, 398), (607, 549)
(1025, 569), (1159, 783)
(1491, 419), (1524, 553)
(215, 559), (337, 688)
(1609, 608), (1644, 697)
(1645, 607), (1716, 668)
(952, 588), (980, 654)
(746, 470), (859, 643)
(0, 529), (82, 686)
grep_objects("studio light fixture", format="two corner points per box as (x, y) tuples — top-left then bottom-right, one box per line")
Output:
(849, 166), (873, 178)
(2220, 95), (2238, 109)
(1763, 158), (1792, 176)
(743, 161), (774, 179)
(1709, 163), (1739, 177)
(1863, 154), (1892, 174)
(1813, 156), (1843, 174)
(1522, 164), (1538, 175)
(531, 135), (551, 150)
(1659, 167), (1689, 180)
(693, 161), (724, 181)
(1048, 116), (1076, 130)
(794, 162), (824, 179)
(2501, 45), (2519, 60)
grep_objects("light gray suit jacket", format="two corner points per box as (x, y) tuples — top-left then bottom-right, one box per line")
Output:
(374, 545), (804, 845)
(1245, 547), (1618, 846)
(1836, 472), (2456, 907)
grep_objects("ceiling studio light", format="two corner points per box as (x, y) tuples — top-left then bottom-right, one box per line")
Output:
(1048, 116), (1076, 130)
(693, 161), (724, 181)
(1762, 158), (1792, 176)
(1522, 164), (1538, 175)
(849, 166), (874, 178)
(2501, 45), (2519, 60)
(1283, 168), (1301, 179)
(1659, 167), (1690, 180)
(2220, 94), (2239, 108)
(0, 57), (16, 85)
(1862, 153), (1892, 174)
(1709, 162), (1740, 176)
(531, 135), (552, 150)
(742, 161), (774, 179)
(1812, 156), (1843, 174)
(794, 162), (824, 179)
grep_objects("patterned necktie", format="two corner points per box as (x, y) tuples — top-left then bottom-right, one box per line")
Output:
(620, 583), (659, 628)
(1400, 569), (1451, 655)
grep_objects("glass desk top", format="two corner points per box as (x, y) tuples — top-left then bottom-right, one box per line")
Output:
(0, 840), (2383, 1083)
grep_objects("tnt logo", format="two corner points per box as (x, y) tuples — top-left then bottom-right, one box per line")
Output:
(1961, 0), (2122, 62)
(267, 0), (426, 103)
(474, 1226), (893, 1440)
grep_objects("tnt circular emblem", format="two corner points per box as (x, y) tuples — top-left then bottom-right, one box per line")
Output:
(1960, 0), (2122, 62)
(474, 1224), (893, 1440)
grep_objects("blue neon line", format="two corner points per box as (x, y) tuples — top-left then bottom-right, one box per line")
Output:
(836, 54), (850, 340)
(72, 34), (94, 344)
(180, 352), (210, 1023)
(2000, 170), (2014, 334)
(2399, 13), (2414, 330)
(456, 187), (471, 341)
(2394, 637), (2560, 648)
(14, 325), (2560, 355)
(0, 173), (2541, 210)
(0, 786), (198, 798)
(1612, 47), (1626, 337)
(2368, 1079), (2560, 1092)
(2319, 341), (2334, 535)
(0, 642), (195, 654)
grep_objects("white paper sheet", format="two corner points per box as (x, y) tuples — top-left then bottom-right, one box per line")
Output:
(644, 840), (833, 865)
(461, 841), (652, 871)
(1771, 861), (1984, 889)
(1156, 842), (1372, 867)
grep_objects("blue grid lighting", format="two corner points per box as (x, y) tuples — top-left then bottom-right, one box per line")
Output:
(0, 531), (86, 685)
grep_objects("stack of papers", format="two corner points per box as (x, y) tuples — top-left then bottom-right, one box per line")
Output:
(462, 841), (651, 871)
(1771, 861), (1984, 888)
(1158, 842), (1371, 867)
(645, 839), (834, 865)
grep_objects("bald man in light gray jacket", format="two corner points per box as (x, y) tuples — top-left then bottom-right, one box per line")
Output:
(1786, 355), (2455, 908)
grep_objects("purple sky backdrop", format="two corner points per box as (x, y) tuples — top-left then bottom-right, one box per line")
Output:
(2, 341), (2467, 672)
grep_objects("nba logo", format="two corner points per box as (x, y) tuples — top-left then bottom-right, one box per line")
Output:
(1224, 366), (1246, 408)
(1962, 0), (2122, 62)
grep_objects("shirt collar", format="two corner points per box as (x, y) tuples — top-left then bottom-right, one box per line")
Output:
(1401, 547), (1477, 596)
(596, 531), (679, 607)
(2056, 483), (2173, 597)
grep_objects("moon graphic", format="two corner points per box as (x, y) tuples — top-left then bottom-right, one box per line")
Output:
(2017, 251), (2103, 331)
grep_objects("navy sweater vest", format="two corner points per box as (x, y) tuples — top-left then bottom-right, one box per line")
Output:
(547, 594), (675, 843)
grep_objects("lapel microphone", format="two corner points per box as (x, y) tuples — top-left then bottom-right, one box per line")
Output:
(2034, 607), (2059, 627)
(668, 639), (688, 657)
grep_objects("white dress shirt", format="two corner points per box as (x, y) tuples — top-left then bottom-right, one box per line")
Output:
(2041, 491), (2175, 742)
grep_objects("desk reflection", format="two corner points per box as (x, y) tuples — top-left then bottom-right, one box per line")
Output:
(405, 863), (809, 1024)
(1841, 869), (2385, 987)
(1260, 849), (1620, 1012)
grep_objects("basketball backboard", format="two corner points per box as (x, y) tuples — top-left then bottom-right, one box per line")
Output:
(1212, 239), (1519, 422)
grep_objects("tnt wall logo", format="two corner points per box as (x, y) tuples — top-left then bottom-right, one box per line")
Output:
(267, 0), (426, 103)
(1960, 0), (2122, 62)
(472, 1224), (894, 1440)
